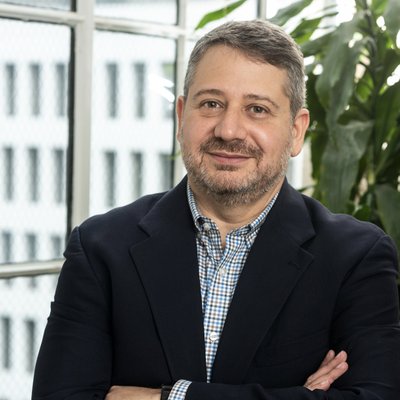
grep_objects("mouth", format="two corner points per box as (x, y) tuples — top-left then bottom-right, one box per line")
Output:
(207, 151), (251, 165)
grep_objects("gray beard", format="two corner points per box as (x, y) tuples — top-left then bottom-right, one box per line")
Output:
(181, 138), (291, 207)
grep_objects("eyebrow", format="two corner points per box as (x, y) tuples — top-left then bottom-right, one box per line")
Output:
(192, 88), (224, 99)
(244, 94), (280, 110)
(192, 89), (280, 110)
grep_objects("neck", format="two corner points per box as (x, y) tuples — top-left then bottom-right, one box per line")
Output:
(190, 178), (283, 245)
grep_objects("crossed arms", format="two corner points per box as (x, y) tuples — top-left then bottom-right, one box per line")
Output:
(106, 350), (349, 400)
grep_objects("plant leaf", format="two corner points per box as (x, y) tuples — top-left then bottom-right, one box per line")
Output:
(375, 81), (400, 157)
(269, 0), (313, 26)
(319, 120), (373, 212)
(375, 184), (400, 253)
(301, 31), (333, 57)
(290, 16), (327, 44)
(383, 0), (400, 45)
(353, 203), (372, 221)
(315, 15), (364, 126)
(372, 0), (388, 16)
(195, 0), (248, 30)
(376, 127), (400, 183)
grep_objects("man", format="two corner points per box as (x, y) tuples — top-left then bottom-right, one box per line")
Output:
(32, 20), (400, 400)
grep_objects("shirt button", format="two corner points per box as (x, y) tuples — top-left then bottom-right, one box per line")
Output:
(203, 222), (211, 231)
(209, 332), (219, 343)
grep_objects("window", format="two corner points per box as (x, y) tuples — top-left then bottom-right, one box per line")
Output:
(133, 63), (146, 118)
(161, 62), (174, 119)
(0, 1), (71, 10)
(53, 149), (65, 203)
(5, 64), (16, 116)
(55, 63), (67, 117)
(26, 233), (37, 260)
(104, 151), (116, 207)
(159, 153), (172, 192)
(106, 63), (118, 118)
(29, 63), (42, 116)
(2, 147), (14, 201)
(50, 235), (63, 259)
(1, 316), (11, 370)
(131, 152), (143, 199)
(25, 319), (36, 372)
(0, 2), (266, 400)
(1, 232), (13, 264)
(27, 148), (39, 202)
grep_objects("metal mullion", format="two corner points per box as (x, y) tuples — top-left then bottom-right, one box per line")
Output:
(258, 0), (267, 19)
(69, 0), (95, 229)
(0, 3), (83, 25)
(94, 15), (185, 38)
(172, 0), (188, 185)
(0, 260), (63, 279)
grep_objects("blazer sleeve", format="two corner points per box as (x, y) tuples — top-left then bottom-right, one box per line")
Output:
(32, 227), (112, 400)
(185, 234), (400, 400)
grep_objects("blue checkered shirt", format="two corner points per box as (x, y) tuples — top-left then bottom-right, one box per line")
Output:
(168, 184), (278, 400)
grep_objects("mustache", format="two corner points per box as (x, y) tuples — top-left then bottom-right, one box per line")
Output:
(199, 137), (263, 160)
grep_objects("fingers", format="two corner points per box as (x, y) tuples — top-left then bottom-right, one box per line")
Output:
(304, 350), (348, 391)
(319, 349), (335, 368)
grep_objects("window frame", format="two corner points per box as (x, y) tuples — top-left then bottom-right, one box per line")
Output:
(0, 0), (267, 277)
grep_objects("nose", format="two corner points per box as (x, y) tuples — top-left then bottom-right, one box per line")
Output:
(214, 107), (247, 141)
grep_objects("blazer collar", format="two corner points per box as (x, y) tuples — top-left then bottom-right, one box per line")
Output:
(130, 178), (315, 384)
(211, 180), (316, 383)
(129, 178), (207, 383)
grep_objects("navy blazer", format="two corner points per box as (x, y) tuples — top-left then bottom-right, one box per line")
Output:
(32, 178), (400, 400)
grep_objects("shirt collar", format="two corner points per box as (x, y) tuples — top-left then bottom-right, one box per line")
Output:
(186, 183), (278, 236)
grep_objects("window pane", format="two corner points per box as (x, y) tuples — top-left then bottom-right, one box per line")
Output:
(29, 63), (42, 116)
(0, 19), (70, 264)
(161, 62), (174, 119)
(131, 151), (143, 199)
(1, 231), (13, 263)
(0, 274), (59, 400)
(133, 63), (146, 118)
(4, 64), (17, 116)
(2, 147), (15, 201)
(55, 63), (67, 117)
(104, 150), (117, 207)
(53, 148), (66, 203)
(91, 32), (175, 215)
(24, 319), (36, 372)
(27, 147), (40, 202)
(0, 0), (71, 11)
(95, 0), (177, 25)
(106, 63), (119, 118)
(0, 316), (12, 370)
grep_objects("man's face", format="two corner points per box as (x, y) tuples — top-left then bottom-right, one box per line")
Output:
(177, 45), (309, 206)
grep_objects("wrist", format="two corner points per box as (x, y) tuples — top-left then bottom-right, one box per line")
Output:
(160, 385), (173, 400)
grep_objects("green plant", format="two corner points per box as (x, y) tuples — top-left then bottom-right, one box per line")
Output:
(305, 0), (400, 256)
(196, 0), (400, 260)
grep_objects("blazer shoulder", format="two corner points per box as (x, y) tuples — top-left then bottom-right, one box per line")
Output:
(76, 192), (167, 243)
(301, 193), (387, 244)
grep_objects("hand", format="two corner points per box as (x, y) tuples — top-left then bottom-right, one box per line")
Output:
(304, 350), (349, 391)
(106, 386), (161, 400)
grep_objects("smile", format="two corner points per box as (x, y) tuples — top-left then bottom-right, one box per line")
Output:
(208, 151), (251, 165)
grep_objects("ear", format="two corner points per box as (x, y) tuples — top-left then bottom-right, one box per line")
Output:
(176, 95), (186, 141)
(290, 108), (309, 157)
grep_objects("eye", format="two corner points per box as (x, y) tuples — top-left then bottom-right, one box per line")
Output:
(201, 100), (221, 109)
(249, 105), (268, 114)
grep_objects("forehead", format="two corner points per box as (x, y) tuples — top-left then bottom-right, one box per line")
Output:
(188, 45), (289, 103)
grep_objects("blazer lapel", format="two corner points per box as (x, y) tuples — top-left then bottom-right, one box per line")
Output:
(211, 182), (315, 383)
(130, 180), (207, 383)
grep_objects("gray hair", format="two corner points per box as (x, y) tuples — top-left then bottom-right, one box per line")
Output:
(184, 20), (306, 119)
